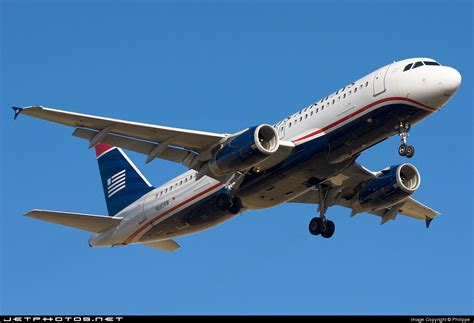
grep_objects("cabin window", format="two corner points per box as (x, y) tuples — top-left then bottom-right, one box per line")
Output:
(299, 117), (302, 122)
(343, 93), (346, 98)
(316, 108), (319, 113)
(354, 87), (357, 93)
(305, 114), (307, 119)
(310, 111), (313, 116)
(365, 81), (368, 87)
(289, 122), (292, 128)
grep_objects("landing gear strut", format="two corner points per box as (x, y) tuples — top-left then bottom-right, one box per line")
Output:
(308, 184), (335, 239)
(398, 122), (415, 158)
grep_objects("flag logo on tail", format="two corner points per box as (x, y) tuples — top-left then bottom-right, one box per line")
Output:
(107, 169), (126, 198)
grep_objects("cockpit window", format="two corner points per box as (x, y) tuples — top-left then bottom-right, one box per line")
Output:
(403, 63), (413, 71)
(413, 61), (424, 69)
(424, 61), (440, 66)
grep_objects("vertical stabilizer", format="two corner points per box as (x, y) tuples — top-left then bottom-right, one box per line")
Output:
(95, 144), (154, 216)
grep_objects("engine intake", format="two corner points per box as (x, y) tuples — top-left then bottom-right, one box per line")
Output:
(353, 163), (420, 212)
(208, 124), (279, 176)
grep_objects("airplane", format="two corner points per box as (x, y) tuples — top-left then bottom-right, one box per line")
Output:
(13, 57), (461, 251)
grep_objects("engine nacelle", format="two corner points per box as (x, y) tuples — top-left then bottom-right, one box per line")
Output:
(353, 163), (421, 212)
(208, 124), (279, 176)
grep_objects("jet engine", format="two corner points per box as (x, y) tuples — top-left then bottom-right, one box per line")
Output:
(208, 124), (279, 176)
(352, 163), (420, 212)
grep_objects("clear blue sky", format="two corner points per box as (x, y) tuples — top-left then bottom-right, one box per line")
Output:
(1, 0), (472, 315)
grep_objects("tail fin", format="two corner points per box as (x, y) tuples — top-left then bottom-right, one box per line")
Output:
(95, 144), (154, 216)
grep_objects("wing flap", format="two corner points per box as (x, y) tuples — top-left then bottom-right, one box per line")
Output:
(73, 128), (198, 167)
(18, 106), (225, 152)
(144, 240), (180, 251)
(25, 209), (122, 233)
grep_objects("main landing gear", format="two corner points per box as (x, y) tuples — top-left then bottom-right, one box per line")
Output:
(308, 184), (336, 239)
(398, 122), (415, 158)
(216, 193), (243, 214)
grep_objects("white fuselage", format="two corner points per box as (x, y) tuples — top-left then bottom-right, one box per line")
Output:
(90, 57), (461, 247)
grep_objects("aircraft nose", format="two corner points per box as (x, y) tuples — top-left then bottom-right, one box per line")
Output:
(410, 65), (461, 109)
(440, 67), (461, 95)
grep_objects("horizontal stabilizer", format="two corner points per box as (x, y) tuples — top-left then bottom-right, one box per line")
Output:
(25, 209), (122, 233)
(144, 239), (180, 251)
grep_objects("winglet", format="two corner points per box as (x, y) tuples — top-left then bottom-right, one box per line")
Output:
(425, 217), (434, 228)
(12, 107), (23, 120)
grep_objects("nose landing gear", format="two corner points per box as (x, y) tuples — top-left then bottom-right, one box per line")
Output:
(398, 122), (415, 158)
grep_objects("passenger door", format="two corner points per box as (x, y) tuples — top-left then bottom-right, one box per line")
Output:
(373, 64), (391, 96)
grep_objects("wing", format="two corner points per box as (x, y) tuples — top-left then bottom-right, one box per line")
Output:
(368, 197), (439, 225)
(14, 105), (226, 152)
(289, 162), (440, 226)
(143, 239), (181, 251)
(14, 105), (294, 175)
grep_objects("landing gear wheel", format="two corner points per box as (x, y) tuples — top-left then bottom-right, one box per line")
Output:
(398, 144), (407, 156)
(405, 145), (415, 158)
(309, 217), (323, 235)
(228, 196), (243, 214)
(320, 220), (335, 239)
(397, 122), (415, 158)
(308, 184), (337, 238)
(216, 193), (231, 210)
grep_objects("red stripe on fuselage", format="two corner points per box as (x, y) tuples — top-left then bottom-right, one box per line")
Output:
(293, 97), (434, 143)
(124, 182), (224, 244)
